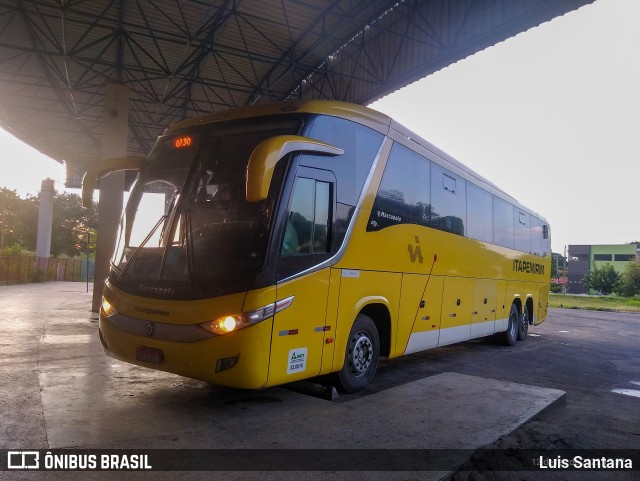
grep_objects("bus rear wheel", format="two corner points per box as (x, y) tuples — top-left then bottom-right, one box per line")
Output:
(335, 313), (379, 393)
(517, 306), (529, 341)
(502, 304), (519, 346)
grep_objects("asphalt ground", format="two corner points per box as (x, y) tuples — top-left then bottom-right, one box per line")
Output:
(1, 282), (639, 481)
(338, 303), (640, 480)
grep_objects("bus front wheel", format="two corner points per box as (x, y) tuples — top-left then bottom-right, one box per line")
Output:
(335, 313), (380, 393)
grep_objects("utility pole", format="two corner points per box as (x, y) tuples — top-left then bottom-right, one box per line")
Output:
(563, 245), (568, 294)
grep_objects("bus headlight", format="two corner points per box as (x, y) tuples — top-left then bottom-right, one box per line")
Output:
(101, 298), (117, 317)
(199, 296), (294, 336)
(201, 314), (247, 335)
(210, 315), (241, 335)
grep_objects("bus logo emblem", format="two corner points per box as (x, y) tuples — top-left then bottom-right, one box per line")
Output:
(145, 321), (155, 337)
(408, 236), (423, 264)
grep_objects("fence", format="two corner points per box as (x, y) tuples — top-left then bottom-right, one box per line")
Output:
(0, 256), (95, 285)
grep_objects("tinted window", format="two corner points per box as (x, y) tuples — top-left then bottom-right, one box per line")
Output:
(306, 116), (383, 206)
(466, 183), (493, 243)
(313, 182), (330, 254)
(493, 197), (514, 249)
(531, 216), (544, 256)
(543, 223), (551, 256)
(614, 254), (635, 261)
(367, 143), (430, 231)
(430, 164), (465, 236)
(514, 210), (531, 253)
(594, 254), (612, 261)
(282, 177), (331, 256)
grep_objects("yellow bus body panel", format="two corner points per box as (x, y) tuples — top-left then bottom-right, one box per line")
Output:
(328, 154), (551, 357)
(397, 274), (443, 355)
(331, 269), (401, 370)
(266, 269), (332, 387)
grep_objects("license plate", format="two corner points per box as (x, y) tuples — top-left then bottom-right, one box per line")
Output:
(136, 346), (164, 364)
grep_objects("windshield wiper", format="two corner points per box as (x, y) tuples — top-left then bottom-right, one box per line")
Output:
(184, 209), (196, 288)
(117, 214), (167, 282)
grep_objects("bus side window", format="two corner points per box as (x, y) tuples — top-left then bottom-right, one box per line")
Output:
(493, 196), (514, 249)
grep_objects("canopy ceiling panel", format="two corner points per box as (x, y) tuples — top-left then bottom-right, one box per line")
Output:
(0, 0), (593, 184)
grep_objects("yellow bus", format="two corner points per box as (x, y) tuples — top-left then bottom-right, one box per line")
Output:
(84, 100), (551, 393)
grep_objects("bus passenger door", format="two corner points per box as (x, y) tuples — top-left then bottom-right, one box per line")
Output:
(267, 168), (336, 386)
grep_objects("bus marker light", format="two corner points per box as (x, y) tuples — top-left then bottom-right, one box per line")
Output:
(279, 329), (298, 336)
(325, 338), (334, 344)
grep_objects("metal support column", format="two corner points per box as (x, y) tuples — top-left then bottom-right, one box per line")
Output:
(35, 178), (55, 274)
(92, 82), (129, 312)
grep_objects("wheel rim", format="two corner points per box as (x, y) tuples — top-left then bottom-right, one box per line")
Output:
(347, 331), (373, 377)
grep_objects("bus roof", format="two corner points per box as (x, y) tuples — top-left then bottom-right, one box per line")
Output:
(165, 100), (391, 135)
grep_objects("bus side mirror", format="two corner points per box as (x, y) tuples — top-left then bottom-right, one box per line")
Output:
(543, 224), (549, 239)
(81, 156), (145, 207)
(246, 135), (343, 202)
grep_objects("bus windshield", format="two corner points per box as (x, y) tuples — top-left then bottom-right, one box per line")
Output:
(111, 118), (300, 298)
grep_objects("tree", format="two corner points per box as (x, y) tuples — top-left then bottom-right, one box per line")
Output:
(19, 194), (39, 250)
(51, 192), (98, 257)
(618, 262), (640, 297)
(0, 188), (37, 250)
(0, 188), (20, 249)
(582, 263), (620, 295)
(0, 189), (97, 258)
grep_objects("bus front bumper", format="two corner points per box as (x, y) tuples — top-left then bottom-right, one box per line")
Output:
(98, 313), (273, 389)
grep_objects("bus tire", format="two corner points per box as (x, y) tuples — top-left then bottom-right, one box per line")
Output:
(517, 306), (529, 341)
(335, 313), (380, 393)
(502, 304), (519, 346)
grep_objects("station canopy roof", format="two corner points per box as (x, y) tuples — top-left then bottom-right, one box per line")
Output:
(0, 0), (593, 185)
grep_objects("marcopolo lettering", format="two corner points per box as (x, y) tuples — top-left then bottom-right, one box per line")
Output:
(513, 260), (545, 275)
(137, 284), (176, 296)
(377, 210), (401, 222)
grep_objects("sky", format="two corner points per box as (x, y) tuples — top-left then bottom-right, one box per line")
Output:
(370, 0), (640, 254)
(0, 127), (67, 197)
(1, 0), (638, 254)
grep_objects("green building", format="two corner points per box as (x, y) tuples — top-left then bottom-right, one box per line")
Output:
(568, 243), (639, 294)
(590, 244), (638, 271)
